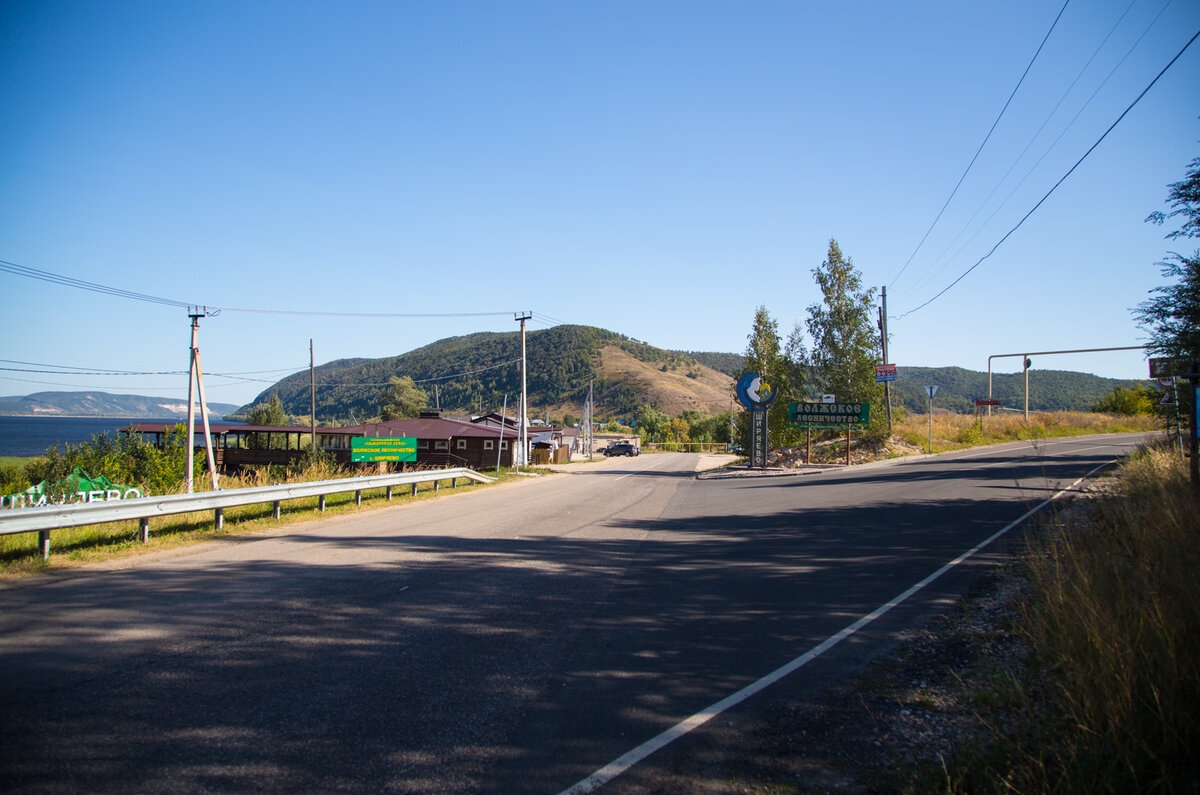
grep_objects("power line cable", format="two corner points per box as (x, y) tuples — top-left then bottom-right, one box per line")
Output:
(312, 358), (521, 388)
(888, 0), (1071, 289)
(0, 260), (524, 320)
(214, 306), (514, 318)
(894, 26), (1200, 321)
(898, 0), (1149, 302)
(0, 260), (193, 307)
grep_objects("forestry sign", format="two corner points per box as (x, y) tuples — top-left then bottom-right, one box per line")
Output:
(351, 437), (417, 463)
(787, 402), (871, 429)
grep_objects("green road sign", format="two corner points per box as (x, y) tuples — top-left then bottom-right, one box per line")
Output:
(787, 401), (870, 429)
(351, 437), (417, 463)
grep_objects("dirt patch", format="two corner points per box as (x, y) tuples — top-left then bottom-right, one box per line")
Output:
(597, 346), (734, 416)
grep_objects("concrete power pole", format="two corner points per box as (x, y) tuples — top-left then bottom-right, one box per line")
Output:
(515, 312), (532, 469)
(310, 339), (316, 455)
(185, 307), (219, 493)
(879, 286), (893, 434)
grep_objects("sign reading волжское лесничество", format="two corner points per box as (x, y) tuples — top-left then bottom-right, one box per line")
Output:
(787, 402), (871, 429)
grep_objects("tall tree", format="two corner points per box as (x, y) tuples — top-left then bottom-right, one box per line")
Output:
(246, 394), (288, 426)
(805, 239), (885, 436)
(245, 394), (289, 449)
(378, 376), (428, 421)
(742, 306), (807, 446)
(1137, 153), (1200, 361)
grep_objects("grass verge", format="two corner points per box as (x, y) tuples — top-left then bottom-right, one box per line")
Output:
(0, 463), (540, 579)
(890, 410), (1159, 455)
(940, 442), (1200, 792)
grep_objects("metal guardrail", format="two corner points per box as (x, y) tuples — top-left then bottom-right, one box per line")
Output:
(0, 467), (496, 559)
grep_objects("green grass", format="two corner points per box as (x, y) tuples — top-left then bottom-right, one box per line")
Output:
(1, 464), (533, 578)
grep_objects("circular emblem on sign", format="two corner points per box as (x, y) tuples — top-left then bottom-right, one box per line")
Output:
(736, 372), (778, 412)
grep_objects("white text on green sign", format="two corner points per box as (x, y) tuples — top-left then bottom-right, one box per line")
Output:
(351, 437), (417, 462)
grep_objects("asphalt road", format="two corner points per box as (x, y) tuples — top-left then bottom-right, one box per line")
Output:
(0, 434), (1150, 793)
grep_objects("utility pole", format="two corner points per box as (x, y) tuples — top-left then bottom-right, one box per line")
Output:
(310, 339), (316, 455)
(185, 307), (220, 493)
(515, 312), (532, 469)
(586, 380), (594, 461)
(883, 288), (892, 437)
(1024, 356), (1031, 420)
(496, 394), (508, 473)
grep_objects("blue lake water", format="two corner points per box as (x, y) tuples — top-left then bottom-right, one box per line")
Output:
(0, 416), (242, 457)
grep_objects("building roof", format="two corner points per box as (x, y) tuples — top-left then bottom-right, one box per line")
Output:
(130, 417), (514, 440)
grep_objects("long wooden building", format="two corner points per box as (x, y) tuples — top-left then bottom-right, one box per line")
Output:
(131, 410), (518, 473)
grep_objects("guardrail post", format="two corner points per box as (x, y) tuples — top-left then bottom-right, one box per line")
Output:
(451, 477), (458, 489)
(355, 490), (362, 506)
(386, 486), (393, 500)
(273, 501), (281, 520)
(433, 480), (439, 493)
(140, 517), (149, 543)
(411, 483), (418, 497)
(318, 495), (326, 512)
(215, 508), (224, 530)
(38, 530), (50, 560)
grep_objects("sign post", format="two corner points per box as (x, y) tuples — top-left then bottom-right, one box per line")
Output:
(1150, 358), (1199, 487)
(787, 401), (871, 466)
(925, 385), (938, 454)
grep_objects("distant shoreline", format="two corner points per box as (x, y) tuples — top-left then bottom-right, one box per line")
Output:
(0, 415), (234, 421)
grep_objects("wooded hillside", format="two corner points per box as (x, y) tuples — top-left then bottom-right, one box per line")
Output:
(244, 326), (733, 421)
(241, 327), (1144, 422)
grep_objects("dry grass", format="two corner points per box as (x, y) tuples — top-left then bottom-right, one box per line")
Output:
(892, 411), (1159, 453)
(943, 443), (1200, 792)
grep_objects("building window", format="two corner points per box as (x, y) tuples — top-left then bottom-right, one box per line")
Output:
(484, 440), (495, 451)
(434, 440), (449, 451)
(417, 440), (429, 449)
(500, 441), (509, 451)
(456, 439), (467, 450)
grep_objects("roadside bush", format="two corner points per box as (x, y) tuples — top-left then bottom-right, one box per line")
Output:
(25, 425), (193, 495)
(0, 461), (32, 495)
(1090, 384), (1156, 416)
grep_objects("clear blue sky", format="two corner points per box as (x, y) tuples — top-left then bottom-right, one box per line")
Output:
(2, 0), (1198, 408)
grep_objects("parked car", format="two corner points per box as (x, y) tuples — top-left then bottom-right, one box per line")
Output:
(603, 443), (640, 457)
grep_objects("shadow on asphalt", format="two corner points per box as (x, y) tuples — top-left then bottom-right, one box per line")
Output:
(0, 446), (1115, 793)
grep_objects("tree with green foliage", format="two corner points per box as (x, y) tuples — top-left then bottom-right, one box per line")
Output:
(634, 404), (669, 442)
(378, 376), (428, 421)
(1137, 153), (1200, 362)
(244, 394), (290, 450)
(805, 239), (885, 439)
(1091, 384), (1157, 416)
(740, 306), (811, 448)
(246, 394), (288, 426)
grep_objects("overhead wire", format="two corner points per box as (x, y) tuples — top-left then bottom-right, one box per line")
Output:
(0, 260), (192, 308)
(897, 0), (1150, 303)
(888, 0), (1072, 290)
(893, 26), (1200, 321)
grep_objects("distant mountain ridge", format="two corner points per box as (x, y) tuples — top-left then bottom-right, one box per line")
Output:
(0, 391), (242, 419)
(242, 326), (1144, 421)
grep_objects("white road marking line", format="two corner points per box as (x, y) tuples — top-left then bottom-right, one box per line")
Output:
(613, 459), (669, 482)
(557, 458), (1116, 795)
